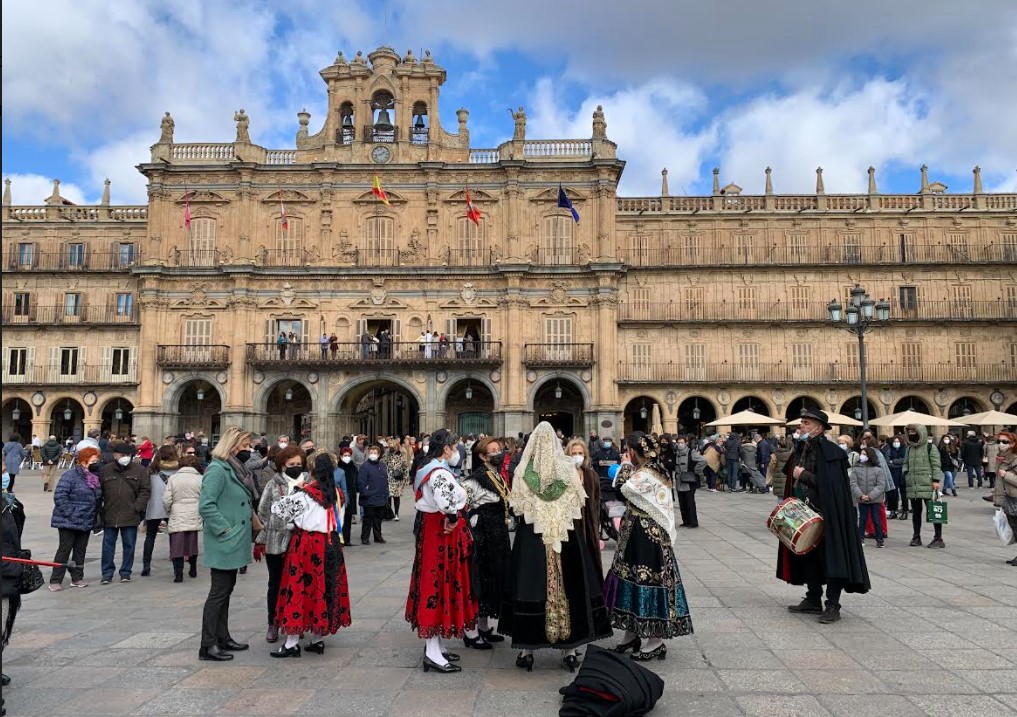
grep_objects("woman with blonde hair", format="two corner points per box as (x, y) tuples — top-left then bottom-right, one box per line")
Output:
(197, 427), (256, 661)
(564, 438), (605, 585)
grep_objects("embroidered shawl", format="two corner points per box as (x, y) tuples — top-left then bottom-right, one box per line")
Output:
(621, 466), (677, 547)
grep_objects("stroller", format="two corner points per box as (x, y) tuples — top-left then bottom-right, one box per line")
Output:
(739, 462), (768, 493)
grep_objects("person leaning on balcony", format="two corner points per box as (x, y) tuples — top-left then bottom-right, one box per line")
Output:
(40, 435), (63, 492)
(277, 331), (288, 359)
(328, 332), (338, 359)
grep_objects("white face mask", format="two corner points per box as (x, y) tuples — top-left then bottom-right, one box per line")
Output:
(942, 438), (950, 444)
(447, 450), (461, 467)
(893, 441), (901, 448)
(368, 453), (380, 462)
(422, 443), (429, 453)
(859, 454), (869, 463)
(341, 456), (352, 464)
(117, 456), (132, 466)
(278, 442), (289, 449)
(572, 455), (585, 467)
(838, 444), (848, 453)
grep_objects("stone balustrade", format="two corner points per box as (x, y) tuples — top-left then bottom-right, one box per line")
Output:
(522, 139), (593, 158)
(265, 150), (296, 165)
(170, 143), (236, 161)
(619, 192), (1017, 214)
(3, 205), (147, 222)
(469, 149), (501, 163)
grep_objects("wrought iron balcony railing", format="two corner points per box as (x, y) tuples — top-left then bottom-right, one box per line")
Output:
(616, 361), (1016, 384)
(156, 345), (231, 370)
(2, 305), (139, 326)
(246, 341), (502, 368)
(523, 343), (595, 368)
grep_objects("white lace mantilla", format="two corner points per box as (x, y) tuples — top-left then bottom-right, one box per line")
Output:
(622, 467), (677, 547)
(510, 473), (587, 554)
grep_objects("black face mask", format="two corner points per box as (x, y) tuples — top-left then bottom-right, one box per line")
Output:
(86, 463), (99, 472)
(304, 448), (315, 457)
(487, 452), (504, 466)
(907, 433), (919, 444)
(235, 450), (252, 463)
(284, 466), (304, 479)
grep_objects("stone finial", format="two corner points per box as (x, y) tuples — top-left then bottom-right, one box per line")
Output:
(160, 111), (175, 143)
(661, 168), (670, 197)
(592, 104), (607, 139)
(45, 179), (63, 205)
(867, 166), (878, 194)
(764, 167), (773, 195)
(456, 107), (470, 131)
(920, 164), (930, 193)
(422, 50), (434, 65)
(101, 179), (111, 206)
(2, 178), (11, 207)
(973, 166), (983, 194)
(335, 51), (347, 65)
(815, 167), (825, 195)
(712, 167), (720, 195)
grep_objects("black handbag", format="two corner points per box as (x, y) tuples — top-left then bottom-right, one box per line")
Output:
(92, 497), (105, 534)
(16, 550), (45, 595)
(1003, 495), (1017, 518)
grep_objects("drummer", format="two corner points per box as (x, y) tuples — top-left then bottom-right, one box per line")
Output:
(777, 409), (871, 624)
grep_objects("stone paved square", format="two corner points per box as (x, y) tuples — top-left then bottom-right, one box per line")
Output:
(3, 472), (1015, 716)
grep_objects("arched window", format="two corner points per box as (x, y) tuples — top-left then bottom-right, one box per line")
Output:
(338, 101), (355, 144)
(365, 216), (395, 266)
(276, 216), (302, 257)
(542, 215), (574, 265)
(411, 101), (429, 144)
(370, 91), (396, 143)
(189, 217), (216, 267)
(456, 217), (486, 266)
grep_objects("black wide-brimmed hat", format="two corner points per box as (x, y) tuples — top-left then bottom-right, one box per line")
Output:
(800, 409), (832, 430)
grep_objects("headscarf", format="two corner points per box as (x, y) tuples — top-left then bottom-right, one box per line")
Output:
(510, 421), (587, 553)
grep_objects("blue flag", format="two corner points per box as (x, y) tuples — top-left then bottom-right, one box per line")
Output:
(557, 184), (580, 223)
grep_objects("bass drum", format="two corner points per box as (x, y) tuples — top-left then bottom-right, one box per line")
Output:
(767, 497), (824, 555)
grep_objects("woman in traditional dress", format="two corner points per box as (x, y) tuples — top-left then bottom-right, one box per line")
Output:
(460, 437), (512, 648)
(499, 422), (612, 672)
(604, 432), (693, 661)
(405, 429), (478, 673)
(269, 453), (351, 657)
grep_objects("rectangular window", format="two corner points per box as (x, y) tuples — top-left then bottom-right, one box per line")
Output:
(946, 232), (969, 258)
(457, 217), (486, 265)
(789, 286), (809, 317)
(7, 348), (27, 376)
(788, 233), (808, 261)
(684, 343), (705, 368)
(59, 348), (79, 376)
(64, 293), (82, 316)
(189, 217), (217, 266)
(115, 293), (134, 317)
(736, 234), (754, 262)
(632, 343), (652, 365)
(542, 216), (575, 265)
(791, 343), (813, 368)
(1003, 233), (1017, 262)
(842, 233), (862, 263)
(683, 234), (701, 263)
(365, 216), (395, 265)
(14, 292), (31, 316)
(898, 286), (918, 314)
(901, 342), (922, 368)
(1008, 343), (1017, 369)
(111, 348), (131, 375)
(954, 342), (976, 369)
(277, 216), (302, 256)
(630, 287), (651, 317)
(1006, 285), (1017, 312)
(736, 286), (757, 312)
(845, 342), (860, 368)
(117, 242), (137, 267)
(17, 243), (35, 267)
(951, 285), (972, 318)
(184, 318), (212, 346)
(544, 316), (574, 362)
(738, 343), (759, 368)
(67, 243), (86, 268)
(899, 233), (916, 263)
(684, 287), (704, 319)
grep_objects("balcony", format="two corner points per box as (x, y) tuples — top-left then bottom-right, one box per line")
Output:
(3, 363), (138, 386)
(168, 249), (223, 268)
(156, 345), (231, 370)
(246, 341), (503, 369)
(617, 242), (1016, 268)
(523, 343), (595, 368)
(616, 362), (1017, 385)
(2, 305), (139, 327)
(618, 299), (1017, 323)
(2, 250), (141, 272)
(616, 192), (1017, 215)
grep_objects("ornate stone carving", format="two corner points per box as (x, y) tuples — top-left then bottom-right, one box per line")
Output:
(280, 283), (296, 305)
(460, 283), (478, 306)
(234, 109), (251, 143)
(592, 105), (606, 139)
(160, 112), (174, 143)
(511, 106), (526, 141)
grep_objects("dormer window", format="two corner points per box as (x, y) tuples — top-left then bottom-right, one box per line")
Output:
(371, 91), (396, 143)
(337, 101), (355, 144)
(411, 101), (429, 145)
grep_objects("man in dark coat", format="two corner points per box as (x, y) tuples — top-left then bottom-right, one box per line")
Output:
(777, 410), (870, 624)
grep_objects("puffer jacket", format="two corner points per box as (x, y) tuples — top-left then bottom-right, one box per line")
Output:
(883, 442), (907, 487)
(41, 438), (64, 464)
(772, 445), (793, 497)
(902, 424), (942, 501)
(959, 435), (984, 467)
(849, 464), (887, 505)
(992, 450), (1017, 508)
(99, 460), (151, 527)
(51, 465), (101, 531)
(162, 466), (203, 533)
(739, 441), (757, 469)
(358, 459), (389, 507)
(724, 435), (742, 462)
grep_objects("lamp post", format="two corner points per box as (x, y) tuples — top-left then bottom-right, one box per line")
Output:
(827, 284), (890, 430)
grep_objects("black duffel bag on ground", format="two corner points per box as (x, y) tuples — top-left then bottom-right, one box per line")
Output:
(559, 644), (665, 717)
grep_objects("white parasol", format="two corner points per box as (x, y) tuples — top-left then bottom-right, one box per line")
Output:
(867, 410), (968, 428)
(705, 409), (786, 427)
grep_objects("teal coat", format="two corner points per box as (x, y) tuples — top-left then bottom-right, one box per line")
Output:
(902, 424), (943, 501)
(198, 458), (254, 570)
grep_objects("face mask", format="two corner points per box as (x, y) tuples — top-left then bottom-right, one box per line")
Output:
(893, 441), (901, 448)
(284, 466), (304, 479)
(422, 444), (429, 453)
(341, 456), (352, 464)
(927, 438), (934, 444)
(859, 454), (869, 463)
(87, 463), (99, 472)
(942, 438), (950, 444)
(838, 444), (848, 453)
(792, 432), (800, 441)
(999, 440), (1012, 447)
(603, 441), (613, 448)
(572, 455), (585, 467)
(447, 450), (461, 467)
(278, 442), (289, 449)
(368, 453), (380, 462)
(486, 452), (503, 466)
(117, 456), (132, 467)
(908, 434), (919, 444)
(235, 450), (252, 463)
(304, 448), (315, 457)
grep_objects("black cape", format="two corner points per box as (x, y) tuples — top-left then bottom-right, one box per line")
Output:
(777, 436), (870, 594)
(558, 644), (665, 717)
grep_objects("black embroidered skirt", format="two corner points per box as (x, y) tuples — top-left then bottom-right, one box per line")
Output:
(470, 503), (511, 618)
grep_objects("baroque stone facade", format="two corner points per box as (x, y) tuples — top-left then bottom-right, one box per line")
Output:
(3, 46), (1016, 443)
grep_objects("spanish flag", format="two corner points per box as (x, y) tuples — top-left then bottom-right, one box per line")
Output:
(372, 176), (391, 206)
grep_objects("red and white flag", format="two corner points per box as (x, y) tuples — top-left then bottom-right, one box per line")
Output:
(465, 186), (481, 226)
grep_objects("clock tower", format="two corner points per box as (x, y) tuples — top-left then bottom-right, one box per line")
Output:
(295, 46), (471, 164)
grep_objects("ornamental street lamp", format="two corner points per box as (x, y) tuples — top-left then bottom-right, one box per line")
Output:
(828, 284), (890, 430)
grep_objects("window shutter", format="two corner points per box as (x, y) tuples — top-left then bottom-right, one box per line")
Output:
(102, 346), (112, 374)
(392, 317), (401, 343)
(355, 318), (366, 338)
(446, 318), (454, 339)
(482, 317), (491, 343)
(49, 347), (59, 376)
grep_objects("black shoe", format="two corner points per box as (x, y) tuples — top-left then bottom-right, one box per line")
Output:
(198, 645), (234, 661)
(442, 651), (461, 662)
(463, 634), (493, 650)
(305, 641), (325, 655)
(239, 566), (247, 575)
(120, 576), (131, 583)
(818, 604), (842, 624)
(887, 511), (897, 520)
(951, 490), (958, 497)
(140, 566), (151, 577)
(422, 655), (461, 673)
(631, 643), (667, 661)
(898, 511), (909, 521)
(1006, 557), (1017, 566)
(375, 538), (387, 544)
(218, 639), (249, 651)
(479, 628), (505, 643)
(787, 599), (823, 614)
(613, 636), (642, 654)
(361, 540), (371, 545)
(173, 571), (183, 583)
(515, 653), (534, 672)
(270, 644), (301, 658)
(1, 673), (9, 686)
(927, 538), (945, 549)
(563, 653), (580, 672)
(909, 537), (922, 547)
(188, 560), (198, 578)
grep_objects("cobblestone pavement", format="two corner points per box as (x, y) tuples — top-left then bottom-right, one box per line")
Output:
(3, 471), (1016, 717)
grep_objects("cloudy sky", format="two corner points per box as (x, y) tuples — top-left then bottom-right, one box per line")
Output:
(3, 0), (1016, 205)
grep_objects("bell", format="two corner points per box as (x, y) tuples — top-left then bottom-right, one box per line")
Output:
(413, 113), (425, 130)
(342, 114), (353, 127)
(374, 108), (394, 132)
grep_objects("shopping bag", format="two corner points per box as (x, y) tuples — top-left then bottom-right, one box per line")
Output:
(925, 493), (948, 525)
(993, 509), (1015, 547)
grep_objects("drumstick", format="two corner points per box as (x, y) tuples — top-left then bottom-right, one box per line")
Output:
(2, 556), (76, 569)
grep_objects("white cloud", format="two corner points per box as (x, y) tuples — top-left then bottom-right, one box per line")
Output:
(2, 174), (93, 206)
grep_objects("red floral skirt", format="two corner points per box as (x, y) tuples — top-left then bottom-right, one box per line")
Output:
(405, 512), (478, 638)
(275, 528), (351, 636)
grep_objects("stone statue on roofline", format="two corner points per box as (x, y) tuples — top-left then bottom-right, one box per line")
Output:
(234, 109), (251, 143)
(160, 112), (175, 143)
(510, 106), (526, 141)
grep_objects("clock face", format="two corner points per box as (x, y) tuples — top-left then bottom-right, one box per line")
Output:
(371, 146), (391, 164)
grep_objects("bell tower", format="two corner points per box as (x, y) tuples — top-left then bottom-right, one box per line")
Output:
(298, 46), (471, 163)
